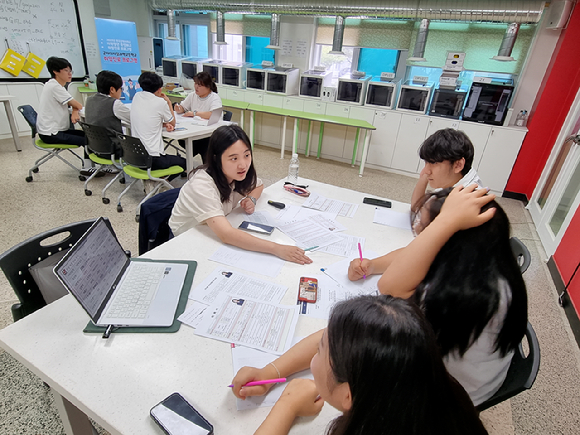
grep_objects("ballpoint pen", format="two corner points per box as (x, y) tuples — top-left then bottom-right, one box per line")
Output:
(227, 378), (287, 388)
(358, 242), (366, 279)
(304, 246), (319, 251)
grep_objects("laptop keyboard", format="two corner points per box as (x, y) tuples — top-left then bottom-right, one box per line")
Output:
(105, 263), (167, 319)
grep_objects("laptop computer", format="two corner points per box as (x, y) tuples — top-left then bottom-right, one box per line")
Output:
(54, 218), (188, 327)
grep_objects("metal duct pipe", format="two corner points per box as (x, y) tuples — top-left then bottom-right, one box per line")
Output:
(151, 1), (545, 24)
(492, 22), (520, 61)
(266, 13), (281, 49)
(329, 16), (345, 55)
(215, 11), (227, 45)
(408, 18), (429, 61)
(167, 9), (178, 40)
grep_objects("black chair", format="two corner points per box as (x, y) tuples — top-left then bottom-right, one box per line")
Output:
(17, 105), (85, 182)
(138, 188), (181, 255)
(223, 110), (233, 122)
(510, 237), (532, 274)
(115, 134), (183, 221)
(78, 121), (125, 202)
(0, 219), (98, 321)
(476, 321), (541, 412)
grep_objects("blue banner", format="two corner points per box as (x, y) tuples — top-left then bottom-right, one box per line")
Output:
(95, 18), (142, 103)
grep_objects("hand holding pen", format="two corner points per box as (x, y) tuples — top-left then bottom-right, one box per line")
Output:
(230, 366), (280, 400)
(347, 257), (373, 281)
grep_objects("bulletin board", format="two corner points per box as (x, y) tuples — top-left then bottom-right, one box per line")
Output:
(0, 0), (87, 80)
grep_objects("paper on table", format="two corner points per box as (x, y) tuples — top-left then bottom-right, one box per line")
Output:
(297, 275), (347, 320)
(302, 192), (358, 218)
(243, 210), (279, 227)
(231, 337), (313, 410)
(275, 204), (337, 225)
(277, 219), (343, 250)
(307, 214), (346, 233)
(189, 268), (287, 304)
(316, 234), (365, 257)
(178, 301), (209, 329)
(195, 293), (300, 355)
(323, 253), (381, 296)
(373, 207), (413, 231)
(209, 245), (284, 278)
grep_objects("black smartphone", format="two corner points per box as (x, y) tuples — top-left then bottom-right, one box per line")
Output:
(150, 392), (213, 435)
(363, 197), (392, 208)
(238, 220), (275, 235)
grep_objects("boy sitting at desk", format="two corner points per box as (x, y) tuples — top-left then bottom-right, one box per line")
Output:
(410, 128), (483, 208)
(131, 72), (186, 179)
(85, 70), (131, 162)
(37, 56), (95, 176)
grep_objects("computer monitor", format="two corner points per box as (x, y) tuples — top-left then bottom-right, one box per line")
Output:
(161, 56), (186, 81)
(396, 82), (434, 114)
(181, 61), (197, 79)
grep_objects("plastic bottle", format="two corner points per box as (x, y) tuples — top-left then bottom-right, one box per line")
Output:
(515, 110), (525, 127)
(288, 153), (300, 184)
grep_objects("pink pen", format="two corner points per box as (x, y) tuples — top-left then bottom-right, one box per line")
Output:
(228, 377), (287, 388)
(358, 242), (366, 279)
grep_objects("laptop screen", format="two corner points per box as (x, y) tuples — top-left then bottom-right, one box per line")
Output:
(55, 219), (129, 319)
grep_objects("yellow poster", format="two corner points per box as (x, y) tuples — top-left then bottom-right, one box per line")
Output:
(0, 49), (26, 76)
(22, 53), (46, 78)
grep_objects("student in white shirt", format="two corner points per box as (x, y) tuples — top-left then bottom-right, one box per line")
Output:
(131, 72), (186, 179)
(37, 56), (94, 175)
(169, 125), (312, 265)
(174, 71), (222, 163)
(411, 128), (483, 208)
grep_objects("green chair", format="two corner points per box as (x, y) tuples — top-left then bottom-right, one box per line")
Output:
(17, 105), (86, 182)
(115, 133), (184, 222)
(78, 121), (125, 203)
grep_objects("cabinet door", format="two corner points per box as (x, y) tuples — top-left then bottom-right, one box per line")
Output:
(326, 103), (351, 118)
(425, 117), (459, 137)
(458, 122), (492, 170)
(245, 91), (264, 105)
(391, 114), (430, 173)
(367, 111), (402, 168)
(227, 89), (244, 101)
(349, 106), (375, 123)
(477, 127), (527, 194)
(283, 96), (304, 112)
(263, 94), (284, 108)
(303, 100), (326, 115)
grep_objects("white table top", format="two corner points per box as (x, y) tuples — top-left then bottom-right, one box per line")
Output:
(163, 113), (229, 142)
(0, 178), (414, 435)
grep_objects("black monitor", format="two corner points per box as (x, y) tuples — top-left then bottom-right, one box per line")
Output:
(366, 84), (395, 107)
(162, 59), (177, 79)
(182, 62), (197, 79)
(300, 77), (323, 98)
(337, 81), (363, 103)
(247, 70), (265, 90)
(429, 88), (467, 119)
(267, 72), (287, 93)
(203, 65), (219, 83)
(398, 87), (430, 112)
(222, 67), (240, 86)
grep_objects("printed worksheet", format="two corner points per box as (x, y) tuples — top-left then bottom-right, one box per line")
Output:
(209, 245), (285, 278)
(275, 204), (338, 225)
(243, 210), (279, 227)
(195, 293), (300, 355)
(323, 253), (382, 296)
(178, 301), (209, 329)
(189, 268), (287, 304)
(373, 207), (413, 231)
(316, 234), (365, 257)
(277, 219), (343, 250)
(231, 337), (313, 410)
(302, 192), (358, 218)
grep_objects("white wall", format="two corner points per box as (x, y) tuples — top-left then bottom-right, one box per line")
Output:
(277, 16), (317, 71)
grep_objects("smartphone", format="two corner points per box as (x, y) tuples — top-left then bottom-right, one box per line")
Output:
(363, 197), (392, 208)
(238, 221), (275, 235)
(150, 392), (213, 435)
(298, 277), (318, 303)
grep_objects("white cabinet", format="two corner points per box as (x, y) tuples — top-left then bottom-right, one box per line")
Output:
(391, 114), (430, 173)
(244, 91), (264, 105)
(458, 122), (492, 169)
(264, 93), (284, 108)
(425, 117), (459, 136)
(477, 127), (527, 194)
(366, 110), (402, 168)
(326, 103), (351, 118)
(226, 88), (245, 101)
(349, 106), (375, 123)
(283, 96), (304, 112)
(303, 100), (326, 115)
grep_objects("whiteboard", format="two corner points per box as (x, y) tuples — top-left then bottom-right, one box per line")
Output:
(0, 0), (86, 80)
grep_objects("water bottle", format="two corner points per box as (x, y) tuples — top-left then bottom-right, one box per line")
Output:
(515, 110), (525, 127)
(288, 153), (300, 184)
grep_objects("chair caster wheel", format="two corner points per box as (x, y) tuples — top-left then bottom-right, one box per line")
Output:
(85, 190), (92, 196)
(102, 197), (110, 204)
(120, 178), (126, 184)
(26, 176), (33, 182)
(32, 168), (39, 173)
(135, 215), (140, 223)
(117, 204), (123, 213)
(79, 175), (86, 181)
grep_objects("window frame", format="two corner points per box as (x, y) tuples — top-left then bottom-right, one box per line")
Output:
(153, 13), (212, 58)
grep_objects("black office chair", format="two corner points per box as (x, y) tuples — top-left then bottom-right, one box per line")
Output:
(476, 321), (541, 412)
(17, 105), (85, 182)
(223, 110), (233, 122)
(510, 237), (532, 274)
(0, 219), (98, 321)
(115, 134), (183, 221)
(138, 188), (181, 255)
(78, 122), (125, 202)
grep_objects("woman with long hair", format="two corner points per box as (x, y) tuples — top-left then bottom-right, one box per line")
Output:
(348, 184), (528, 405)
(169, 125), (311, 265)
(232, 295), (487, 435)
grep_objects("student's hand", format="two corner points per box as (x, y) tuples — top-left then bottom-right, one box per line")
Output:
(276, 379), (324, 418)
(240, 197), (255, 214)
(70, 110), (80, 124)
(438, 184), (496, 232)
(348, 258), (373, 281)
(164, 123), (175, 132)
(273, 245), (313, 265)
(183, 111), (195, 117)
(231, 366), (276, 399)
(174, 104), (184, 114)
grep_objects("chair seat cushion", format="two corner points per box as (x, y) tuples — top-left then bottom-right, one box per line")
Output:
(123, 165), (183, 180)
(36, 139), (79, 149)
(89, 153), (114, 165)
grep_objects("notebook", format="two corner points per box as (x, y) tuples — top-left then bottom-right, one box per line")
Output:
(54, 218), (188, 327)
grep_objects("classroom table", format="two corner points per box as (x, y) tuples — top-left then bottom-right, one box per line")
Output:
(0, 178), (414, 435)
(0, 95), (22, 151)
